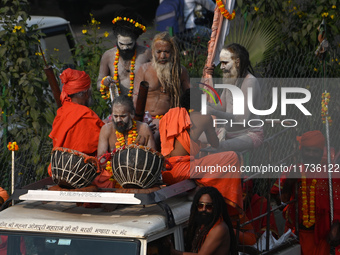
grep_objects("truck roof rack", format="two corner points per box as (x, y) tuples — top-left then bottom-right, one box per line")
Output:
(10, 178), (197, 205)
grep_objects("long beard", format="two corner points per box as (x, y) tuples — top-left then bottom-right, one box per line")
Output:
(194, 211), (213, 226)
(114, 120), (130, 133)
(222, 69), (238, 85)
(117, 44), (136, 60)
(152, 57), (172, 92)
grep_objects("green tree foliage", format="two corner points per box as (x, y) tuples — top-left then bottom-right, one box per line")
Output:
(0, 0), (54, 178)
(72, 13), (112, 119)
(236, 0), (340, 77)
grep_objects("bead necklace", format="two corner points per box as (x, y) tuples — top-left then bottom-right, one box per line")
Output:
(114, 49), (136, 97)
(115, 120), (138, 148)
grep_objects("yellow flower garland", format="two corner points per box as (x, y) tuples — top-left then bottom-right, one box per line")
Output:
(114, 49), (136, 97)
(321, 92), (332, 125)
(301, 174), (317, 228)
(115, 120), (138, 148)
(112, 16), (146, 33)
(216, 0), (236, 20)
(105, 161), (121, 188)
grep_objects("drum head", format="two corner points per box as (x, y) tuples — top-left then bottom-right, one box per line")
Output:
(111, 145), (164, 189)
(51, 147), (99, 189)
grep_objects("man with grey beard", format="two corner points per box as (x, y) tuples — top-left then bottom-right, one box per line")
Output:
(133, 31), (191, 149)
(205, 43), (263, 153)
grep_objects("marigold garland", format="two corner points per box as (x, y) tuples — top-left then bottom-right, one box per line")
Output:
(115, 120), (138, 148)
(100, 76), (111, 100)
(321, 92), (332, 125)
(114, 49), (136, 98)
(154, 115), (163, 119)
(7, 142), (19, 151)
(216, 0), (236, 20)
(112, 16), (146, 33)
(301, 174), (317, 228)
(105, 161), (121, 187)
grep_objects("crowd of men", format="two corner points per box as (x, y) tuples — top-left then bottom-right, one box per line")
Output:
(29, 7), (340, 255)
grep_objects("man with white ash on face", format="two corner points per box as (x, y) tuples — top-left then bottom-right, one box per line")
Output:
(205, 43), (263, 152)
(97, 8), (152, 98)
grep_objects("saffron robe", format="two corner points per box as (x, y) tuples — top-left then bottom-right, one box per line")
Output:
(49, 101), (104, 175)
(159, 108), (243, 216)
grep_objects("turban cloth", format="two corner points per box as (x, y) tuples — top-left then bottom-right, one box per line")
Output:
(60, 68), (91, 104)
(296, 130), (325, 150)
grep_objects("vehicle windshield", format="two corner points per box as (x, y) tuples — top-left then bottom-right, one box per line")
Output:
(0, 233), (140, 255)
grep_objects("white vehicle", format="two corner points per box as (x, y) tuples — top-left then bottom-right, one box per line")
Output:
(0, 179), (194, 255)
(26, 15), (77, 66)
(0, 177), (302, 255)
(0, 15), (77, 66)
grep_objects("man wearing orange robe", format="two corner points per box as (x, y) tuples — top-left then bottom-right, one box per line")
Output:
(49, 68), (104, 176)
(282, 130), (340, 255)
(243, 180), (278, 239)
(159, 89), (243, 217)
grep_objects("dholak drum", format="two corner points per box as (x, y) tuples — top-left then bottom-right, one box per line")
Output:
(50, 147), (100, 189)
(111, 144), (164, 189)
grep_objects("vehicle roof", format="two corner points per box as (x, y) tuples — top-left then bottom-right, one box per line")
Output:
(26, 16), (70, 29)
(0, 15), (70, 31)
(0, 195), (191, 239)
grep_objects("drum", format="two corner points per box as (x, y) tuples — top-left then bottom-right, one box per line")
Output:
(111, 144), (164, 189)
(50, 147), (100, 189)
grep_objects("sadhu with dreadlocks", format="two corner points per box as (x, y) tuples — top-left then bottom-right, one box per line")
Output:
(168, 186), (238, 255)
(133, 31), (191, 149)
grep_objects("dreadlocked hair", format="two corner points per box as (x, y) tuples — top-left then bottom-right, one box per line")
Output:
(152, 32), (182, 108)
(186, 186), (237, 255)
(224, 43), (255, 79)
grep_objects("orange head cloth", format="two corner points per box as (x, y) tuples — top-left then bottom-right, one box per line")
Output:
(296, 130), (325, 150)
(60, 68), (91, 104)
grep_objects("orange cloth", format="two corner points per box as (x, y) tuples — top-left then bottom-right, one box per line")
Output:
(299, 229), (330, 255)
(60, 68), (91, 104)
(160, 107), (243, 216)
(245, 194), (278, 237)
(92, 169), (121, 189)
(48, 101), (104, 175)
(0, 187), (9, 202)
(233, 214), (256, 245)
(159, 107), (198, 156)
(284, 168), (340, 254)
(296, 130), (325, 150)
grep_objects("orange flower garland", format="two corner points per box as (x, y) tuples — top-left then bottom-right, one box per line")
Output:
(100, 76), (111, 100)
(115, 120), (138, 148)
(112, 16), (146, 33)
(301, 174), (317, 228)
(321, 92), (332, 126)
(113, 49), (136, 97)
(216, 0), (236, 20)
(7, 142), (19, 151)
